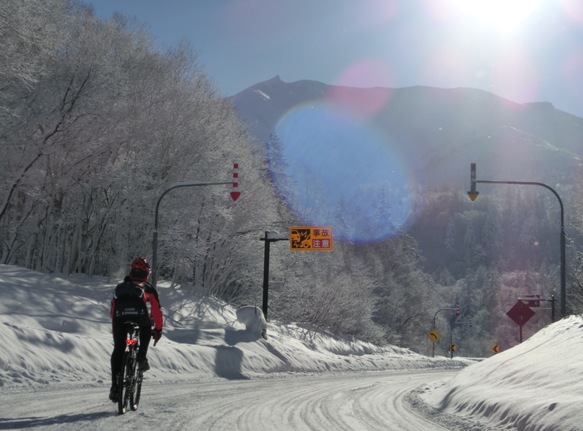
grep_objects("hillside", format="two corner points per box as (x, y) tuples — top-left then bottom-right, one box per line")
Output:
(229, 77), (583, 284)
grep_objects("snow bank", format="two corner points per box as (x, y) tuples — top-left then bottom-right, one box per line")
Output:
(0, 264), (468, 389)
(419, 315), (583, 430)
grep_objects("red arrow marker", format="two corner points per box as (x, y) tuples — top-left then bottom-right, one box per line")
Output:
(231, 163), (240, 201)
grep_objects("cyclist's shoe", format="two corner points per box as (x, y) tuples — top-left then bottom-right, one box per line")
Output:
(109, 384), (118, 403)
(138, 358), (150, 372)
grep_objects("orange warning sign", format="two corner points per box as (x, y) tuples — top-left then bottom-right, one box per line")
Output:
(290, 227), (333, 251)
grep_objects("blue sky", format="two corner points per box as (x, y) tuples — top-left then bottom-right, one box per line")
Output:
(83, 0), (583, 117)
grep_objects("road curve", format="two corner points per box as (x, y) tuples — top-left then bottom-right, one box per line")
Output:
(0, 370), (458, 430)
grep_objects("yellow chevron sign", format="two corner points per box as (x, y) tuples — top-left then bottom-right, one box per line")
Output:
(427, 329), (441, 343)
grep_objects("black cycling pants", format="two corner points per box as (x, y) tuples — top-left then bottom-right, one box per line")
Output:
(111, 316), (152, 383)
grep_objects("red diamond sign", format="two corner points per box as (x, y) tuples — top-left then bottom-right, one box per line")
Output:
(506, 300), (535, 327)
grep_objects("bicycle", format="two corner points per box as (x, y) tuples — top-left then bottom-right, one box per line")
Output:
(116, 322), (144, 415)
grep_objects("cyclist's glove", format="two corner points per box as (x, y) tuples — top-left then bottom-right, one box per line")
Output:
(152, 328), (162, 346)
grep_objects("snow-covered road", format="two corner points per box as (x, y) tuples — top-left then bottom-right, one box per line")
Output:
(0, 370), (455, 430)
(4, 263), (583, 430)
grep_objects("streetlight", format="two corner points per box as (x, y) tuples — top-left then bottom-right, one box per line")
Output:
(468, 163), (566, 317)
(152, 180), (234, 288)
(432, 305), (458, 358)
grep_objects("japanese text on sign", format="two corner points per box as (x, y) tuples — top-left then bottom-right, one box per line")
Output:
(290, 226), (333, 250)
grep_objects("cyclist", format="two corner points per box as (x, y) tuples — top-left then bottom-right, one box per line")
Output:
(109, 257), (163, 402)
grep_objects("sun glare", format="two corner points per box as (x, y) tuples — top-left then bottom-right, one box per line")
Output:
(448, 0), (543, 32)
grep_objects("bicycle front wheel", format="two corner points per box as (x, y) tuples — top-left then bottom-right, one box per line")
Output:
(130, 366), (143, 411)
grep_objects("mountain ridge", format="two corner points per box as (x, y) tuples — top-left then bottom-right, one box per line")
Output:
(230, 76), (583, 188)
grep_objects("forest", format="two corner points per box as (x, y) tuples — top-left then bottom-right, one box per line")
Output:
(2, 0), (583, 357)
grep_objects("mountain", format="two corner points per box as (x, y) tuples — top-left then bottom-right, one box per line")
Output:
(229, 76), (583, 189)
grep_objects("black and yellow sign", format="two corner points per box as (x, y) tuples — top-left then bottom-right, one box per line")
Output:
(492, 344), (500, 354)
(448, 343), (457, 352)
(427, 329), (441, 343)
(290, 226), (333, 251)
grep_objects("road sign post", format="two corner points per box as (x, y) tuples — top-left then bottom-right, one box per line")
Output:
(260, 231), (288, 320)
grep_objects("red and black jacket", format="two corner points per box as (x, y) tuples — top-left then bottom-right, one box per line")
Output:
(110, 276), (163, 330)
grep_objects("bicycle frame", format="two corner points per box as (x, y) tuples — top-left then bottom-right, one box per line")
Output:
(117, 323), (143, 414)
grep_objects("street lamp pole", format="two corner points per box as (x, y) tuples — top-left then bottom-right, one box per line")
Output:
(468, 163), (566, 317)
(152, 181), (232, 288)
(432, 305), (458, 358)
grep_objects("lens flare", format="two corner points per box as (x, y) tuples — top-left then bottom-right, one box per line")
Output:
(328, 60), (394, 119)
(558, 0), (583, 24)
(269, 102), (416, 243)
(492, 48), (539, 102)
(445, 0), (543, 32)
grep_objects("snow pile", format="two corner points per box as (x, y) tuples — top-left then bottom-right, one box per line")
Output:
(236, 305), (267, 339)
(418, 315), (583, 430)
(0, 264), (467, 389)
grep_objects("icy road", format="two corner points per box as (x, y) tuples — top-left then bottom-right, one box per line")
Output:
(0, 370), (458, 430)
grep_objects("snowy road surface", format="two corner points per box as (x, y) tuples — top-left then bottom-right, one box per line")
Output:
(0, 370), (455, 430)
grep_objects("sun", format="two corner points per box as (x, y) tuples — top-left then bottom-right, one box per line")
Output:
(447, 0), (543, 32)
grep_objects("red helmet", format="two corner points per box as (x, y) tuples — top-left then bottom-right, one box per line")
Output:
(129, 257), (151, 282)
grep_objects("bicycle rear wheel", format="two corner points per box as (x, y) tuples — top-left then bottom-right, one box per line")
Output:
(117, 352), (133, 415)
